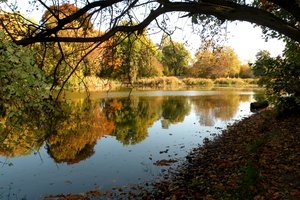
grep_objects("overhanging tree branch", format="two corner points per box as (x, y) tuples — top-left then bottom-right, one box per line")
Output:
(13, 0), (300, 45)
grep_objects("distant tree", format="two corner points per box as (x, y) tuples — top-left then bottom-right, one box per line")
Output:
(42, 3), (93, 33)
(98, 28), (163, 82)
(190, 46), (241, 78)
(220, 47), (241, 77)
(189, 50), (215, 78)
(160, 38), (191, 76)
(239, 63), (254, 78)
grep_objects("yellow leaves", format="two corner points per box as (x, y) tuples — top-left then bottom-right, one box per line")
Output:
(192, 46), (241, 78)
(47, 102), (115, 163)
(0, 12), (31, 40)
(0, 129), (39, 157)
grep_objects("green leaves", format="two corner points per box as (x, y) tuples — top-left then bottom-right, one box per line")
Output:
(0, 30), (51, 133)
(253, 40), (300, 115)
(160, 38), (191, 76)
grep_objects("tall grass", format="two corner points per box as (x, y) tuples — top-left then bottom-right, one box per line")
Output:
(182, 78), (214, 86)
(135, 76), (182, 87)
(243, 78), (258, 85)
(70, 76), (259, 90)
(214, 78), (246, 85)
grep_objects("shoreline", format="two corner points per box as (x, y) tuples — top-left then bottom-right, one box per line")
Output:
(149, 110), (300, 199)
(61, 76), (259, 92)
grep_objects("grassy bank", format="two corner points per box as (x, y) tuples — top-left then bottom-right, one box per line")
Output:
(133, 77), (257, 88)
(68, 76), (258, 91)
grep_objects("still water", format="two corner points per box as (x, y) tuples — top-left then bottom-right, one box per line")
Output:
(0, 88), (258, 199)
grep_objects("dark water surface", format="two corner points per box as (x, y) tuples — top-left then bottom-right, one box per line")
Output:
(0, 88), (258, 199)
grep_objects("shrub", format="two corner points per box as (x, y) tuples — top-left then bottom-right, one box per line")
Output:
(275, 96), (300, 116)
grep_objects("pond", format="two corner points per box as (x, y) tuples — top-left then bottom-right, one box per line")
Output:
(0, 88), (259, 199)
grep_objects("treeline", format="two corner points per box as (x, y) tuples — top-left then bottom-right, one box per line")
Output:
(0, 3), (254, 91)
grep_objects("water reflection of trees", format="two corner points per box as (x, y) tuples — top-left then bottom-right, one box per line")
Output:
(103, 96), (192, 142)
(0, 99), (115, 164)
(191, 93), (251, 126)
(47, 99), (115, 164)
(161, 97), (191, 129)
(103, 97), (163, 145)
(0, 92), (251, 163)
(0, 105), (52, 157)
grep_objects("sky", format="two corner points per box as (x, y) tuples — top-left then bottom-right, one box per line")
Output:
(147, 13), (285, 63)
(2, 1), (286, 63)
(225, 22), (285, 63)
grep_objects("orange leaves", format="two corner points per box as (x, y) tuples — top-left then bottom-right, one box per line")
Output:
(153, 159), (177, 166)
(42, 3), (92, 30)
(45, 189), (102, 200)
(109, 99), (123, 111)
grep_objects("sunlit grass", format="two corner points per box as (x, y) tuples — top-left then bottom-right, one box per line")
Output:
(182, 78), (214, 86)
(214, 78), (256, 86)
(135, 76), (182, 87)
(243, 78), (258, 85)
(73, 76), (259, 90)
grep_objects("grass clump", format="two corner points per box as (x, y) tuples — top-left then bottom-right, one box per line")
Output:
(214, 78), (245, 85)
(135, 76), (182, 87)
(182, 78), (214, 86)
(243, 78), (258, 85)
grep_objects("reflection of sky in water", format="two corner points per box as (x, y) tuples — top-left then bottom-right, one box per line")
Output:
(0, 90), (256, 199)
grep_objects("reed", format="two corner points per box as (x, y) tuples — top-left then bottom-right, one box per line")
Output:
(74, 76), (259, 90)
(135, 76), (182, 87)
(182, 78), (214, 86)
(214, 78), (246, 85)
